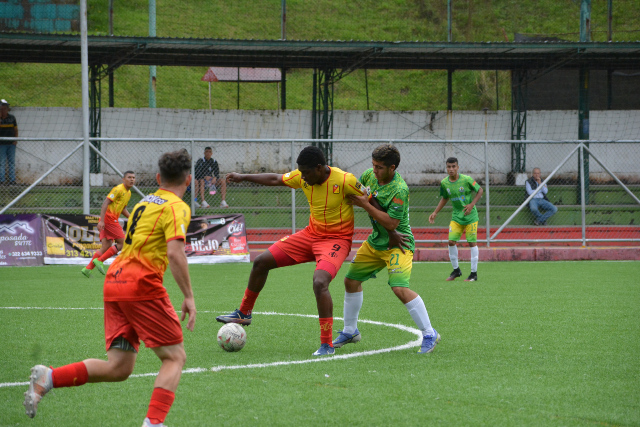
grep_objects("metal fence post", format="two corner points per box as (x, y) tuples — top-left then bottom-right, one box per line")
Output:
(80, 0), (91, 214)
(579, 143), (587, 246)
(291, 140), (296, 235)
(191, 140), (196, 212)
(485, 139), (490, 247)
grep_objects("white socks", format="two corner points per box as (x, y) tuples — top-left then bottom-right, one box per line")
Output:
(470, 246), (479, 273)
(343, 291), (363, 334)
(405, 295), (435, 337)
(448, 245), (459, 269)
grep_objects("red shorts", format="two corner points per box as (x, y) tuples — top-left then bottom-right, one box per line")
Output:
(270, 227), (352, 279)
(104, 297), (183, 352)
(99, 219), (125, 241)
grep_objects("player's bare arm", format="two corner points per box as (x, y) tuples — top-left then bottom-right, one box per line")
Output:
(167, 239), (196, 332)
(226, 172), (284, 186)
(348, 193), (399, 229)
(429, 198), (449, 223)
(97, 197), (113, 231)
(122, 208), (130, 219)
(364, 195), (411, 251)
(464, 187), (484, 216)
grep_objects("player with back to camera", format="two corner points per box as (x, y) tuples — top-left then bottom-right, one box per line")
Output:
(216, 145), (367, 356)
(81, 171), (136, 278)
(429, 157), (484, 282)
(24, 150), (196, 427)
(333, 144), (440, 354)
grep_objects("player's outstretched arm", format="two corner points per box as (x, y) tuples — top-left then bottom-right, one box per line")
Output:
(226, 172), (284, 186)
(429, 198), (448, 223)
(167, 239), (196, 332)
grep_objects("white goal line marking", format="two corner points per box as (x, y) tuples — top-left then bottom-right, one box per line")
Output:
(0, 308), (422, 388)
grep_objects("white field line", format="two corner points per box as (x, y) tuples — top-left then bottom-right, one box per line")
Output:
(0, 308), (422, 388)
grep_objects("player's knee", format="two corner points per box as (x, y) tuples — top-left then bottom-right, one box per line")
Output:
(312, 277), (330, 294)
(252, 253), (276, 273)
(448, 241), (457, 246)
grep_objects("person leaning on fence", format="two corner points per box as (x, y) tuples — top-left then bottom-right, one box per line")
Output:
(0, 99), (18, 185)
(194, 146), (229, 209)
(525, 168), (558, 226)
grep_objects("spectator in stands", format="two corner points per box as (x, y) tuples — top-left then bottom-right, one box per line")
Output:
(526, 167), (558, 225)
(194, 146), (229, 208)
(0, 99), (18, 185)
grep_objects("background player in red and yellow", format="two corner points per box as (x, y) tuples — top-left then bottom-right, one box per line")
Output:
(24, 150), (196, 427)
(81, 171), (136, 278)
(216, 145), (366, 356)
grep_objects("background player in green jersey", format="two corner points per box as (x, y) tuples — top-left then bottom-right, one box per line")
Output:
(334, 144), (440, 354)
(429, 157), (484, 282)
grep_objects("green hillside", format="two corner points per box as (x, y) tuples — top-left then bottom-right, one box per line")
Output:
(2, 0), (639, 110)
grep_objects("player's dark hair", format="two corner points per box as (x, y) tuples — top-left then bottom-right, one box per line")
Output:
(446, 157), (458, 165)
(205, 147), (212, 151)
(372, 144), (400, 168)
(123, 170), (135, 176)
(158, 149), (192, 185)
(296, 146), (327, 168)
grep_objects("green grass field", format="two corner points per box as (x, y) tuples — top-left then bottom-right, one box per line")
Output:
(1, 261), (639, 426)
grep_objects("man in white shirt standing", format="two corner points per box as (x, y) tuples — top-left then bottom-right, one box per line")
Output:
(525, 167), (558, 226)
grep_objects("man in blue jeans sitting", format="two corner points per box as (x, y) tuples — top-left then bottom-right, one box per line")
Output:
(525, 167), (558, 226)
(0, 99), (18, 185)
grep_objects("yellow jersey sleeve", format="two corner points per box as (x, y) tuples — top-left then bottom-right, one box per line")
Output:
(282, 170), (303, 189)
(344, 173), (366, 197)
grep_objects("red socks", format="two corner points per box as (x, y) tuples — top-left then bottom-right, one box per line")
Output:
(98, 245), (118, 262)
(147, 387), (175, 424)
(85, 251), (101, 270)
(239, 288), (259, 315)
(51, 362), (89, 388)
(319, 317), (334, 346)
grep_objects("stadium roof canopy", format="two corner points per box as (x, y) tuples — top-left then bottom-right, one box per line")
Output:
(1, 33), (639, 70)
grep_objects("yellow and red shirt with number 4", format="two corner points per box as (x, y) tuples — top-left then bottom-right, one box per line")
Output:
(282, 166), (366, 240)
(104, 183), (132, 222)
(104, 189), (191, 302)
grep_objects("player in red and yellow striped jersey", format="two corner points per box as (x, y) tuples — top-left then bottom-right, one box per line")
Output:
(216, 146), (367, 356)
(81, 171), (136, 278)
(24, 150), (196, 427)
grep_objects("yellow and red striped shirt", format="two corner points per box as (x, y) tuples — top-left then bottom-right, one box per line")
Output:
(104, 189), (191, 301)
(104, 183), (131, 223)
(282, 166), (366, 240)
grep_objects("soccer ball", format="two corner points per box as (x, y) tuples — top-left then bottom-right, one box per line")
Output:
(217, 323), (247, 352)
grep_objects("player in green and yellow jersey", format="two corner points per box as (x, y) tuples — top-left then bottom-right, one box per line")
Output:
(81, 171), (136, 278)
(429, 157), (484, 282)
(216, 146), (367, 356)
(334, 144), (440, 354)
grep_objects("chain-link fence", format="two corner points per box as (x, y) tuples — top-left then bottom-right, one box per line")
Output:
(2, 138), (638, 246)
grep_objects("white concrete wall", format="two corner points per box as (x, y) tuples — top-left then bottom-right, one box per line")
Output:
(9, 108), (640, 185)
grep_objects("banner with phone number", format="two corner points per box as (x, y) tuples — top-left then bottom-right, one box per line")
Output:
(0, 214), (45, 266)
(41, 213), (249, 265)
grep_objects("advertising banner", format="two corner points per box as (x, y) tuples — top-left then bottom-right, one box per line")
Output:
(41, 213), (250, 265)
(42, 214), (116, 265)
(186, 214), (250, 264)
(0, 214), (45, 266)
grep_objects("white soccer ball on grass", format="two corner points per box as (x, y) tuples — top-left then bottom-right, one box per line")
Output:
(217, 323), (247, 352)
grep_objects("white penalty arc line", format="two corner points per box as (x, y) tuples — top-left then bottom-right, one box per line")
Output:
(0, 308), (422, 388)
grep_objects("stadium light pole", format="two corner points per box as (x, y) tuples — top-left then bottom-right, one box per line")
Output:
(80, 0), (91, 214)
(149, 0), (157, 108)
(578, 0), (591, 204)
